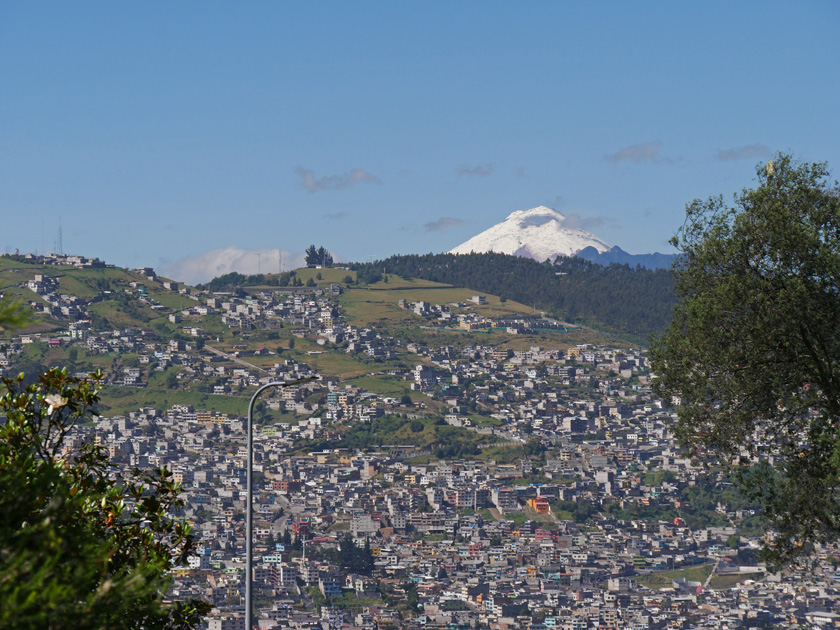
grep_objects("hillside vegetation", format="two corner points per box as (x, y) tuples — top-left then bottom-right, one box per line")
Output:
(350, 253), (676, 341)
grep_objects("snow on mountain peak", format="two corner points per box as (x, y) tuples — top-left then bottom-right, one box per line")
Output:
(449, 206), (611, 261)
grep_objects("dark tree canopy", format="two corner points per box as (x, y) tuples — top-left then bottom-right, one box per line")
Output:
(338, 534), (374, 575)
(651, 153), (840, 566)
(305, 245), (333, 268)
(0, 369), (210, 628)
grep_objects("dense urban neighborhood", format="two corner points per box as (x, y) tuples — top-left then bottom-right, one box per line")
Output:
(3, 253), (840, 630)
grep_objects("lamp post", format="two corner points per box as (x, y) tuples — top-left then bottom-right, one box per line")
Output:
(245, 376), (315, 630)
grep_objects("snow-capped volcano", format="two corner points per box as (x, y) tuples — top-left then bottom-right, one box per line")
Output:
(449, 206), (611, 261)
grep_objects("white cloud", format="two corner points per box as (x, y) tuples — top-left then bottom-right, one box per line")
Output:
(295, 167), (381, 192)
(161, 247), (307, 285)
(716, 144), (771, 161)
(605, 141), (662, 164)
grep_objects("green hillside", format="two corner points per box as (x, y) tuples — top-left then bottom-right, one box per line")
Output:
(0, 255), (634, 420)
(350, 252), (677, 342)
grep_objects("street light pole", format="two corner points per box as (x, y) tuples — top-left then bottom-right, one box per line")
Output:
(246, 376), (316, 630)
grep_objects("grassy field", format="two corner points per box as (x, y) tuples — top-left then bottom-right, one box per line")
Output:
(340, 277), (541, 329)
(707, 572), (765, 589)
(522, 504), (559, 527)
(198, 333), (415, 381)
(477, 444), (528, 462)
(466, 414), (503, 427)
(150, 291), (197, 311)
(553, 506), (575, 521)
(301, 352), (406, 379)
(635, 565), (713, 590)
(55, 275), (100, 300)
(190, 313), (230, 338)
(360, 282), (540, 315)
(97, 385), (301, 422)
(0, 257), (26, 271)
(636, 565), (764, 591)
(340, 281), (627, 351)
(325, 415), (500, 456)
(406, 440), (523, 464)
(365, 276), (441, 290)
(0, 268), (40, 288)
(87, 300), (156, 328)
(339, 374), (411, 396)
(292, 268), (354, 285)
(267, 336), (422, 378)
(340, 290), (417, 329)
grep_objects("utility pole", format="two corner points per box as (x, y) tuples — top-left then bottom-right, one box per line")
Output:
(246, 377), (316, 629)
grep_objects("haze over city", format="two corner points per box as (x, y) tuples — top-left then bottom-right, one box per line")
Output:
(2, 2), (839, 283)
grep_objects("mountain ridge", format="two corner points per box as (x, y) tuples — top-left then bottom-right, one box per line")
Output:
(449, 206), (611, 261)
(576, 245), (677, 270)
(450, 206), (676, 270)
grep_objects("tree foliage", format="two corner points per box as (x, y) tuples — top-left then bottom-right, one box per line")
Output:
(355, 266), (382, 285)
(0, 368), (210, 629)
(305, 245), (333, 268)
(338, 534), (374, 575)
(197, 270), (298, 291)
(0, 297), (31, 332)
(651, 153), (840, 566)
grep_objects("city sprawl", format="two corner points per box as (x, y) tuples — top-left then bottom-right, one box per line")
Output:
(2, 253), (840, 630)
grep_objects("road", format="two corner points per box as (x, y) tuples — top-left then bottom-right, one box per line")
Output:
(704, 557), (722, 588)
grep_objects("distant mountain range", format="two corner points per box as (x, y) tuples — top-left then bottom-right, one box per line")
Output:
(575, 245), (677, 270)
(449, 206), (676, 270)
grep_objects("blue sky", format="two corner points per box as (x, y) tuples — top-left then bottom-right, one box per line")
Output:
(2, 2), (839, 283)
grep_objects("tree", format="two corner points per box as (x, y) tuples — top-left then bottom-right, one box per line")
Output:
(304, 245), (333, 268)
(337, 533), (374, 575)
(360, 537), (374, 575)
(402, 581), (418, 611)
(316, 247), (333, 268)
(0, 297), (30, 331)
(0, 368), (210, 628)
(651, 153), (840, 567)
(165, 369), (179, 389)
